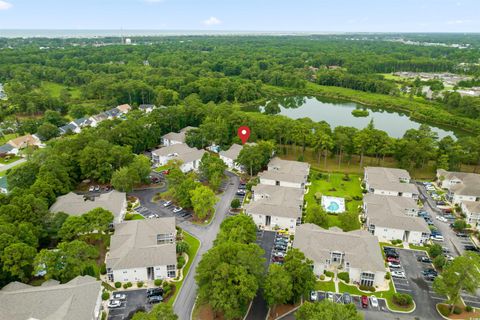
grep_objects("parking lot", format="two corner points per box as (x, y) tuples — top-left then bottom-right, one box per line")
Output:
(107, 289), (150, 320)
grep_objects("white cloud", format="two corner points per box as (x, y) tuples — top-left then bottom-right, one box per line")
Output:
(0, 1), (13, 10)
(447, 19), (472, 25)
(203, 16), (222, 26)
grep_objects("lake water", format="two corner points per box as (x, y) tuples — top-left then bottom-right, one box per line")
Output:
(264, 96), (457, 139)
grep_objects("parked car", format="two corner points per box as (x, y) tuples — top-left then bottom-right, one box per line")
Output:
(361, 295), (369, 308)
(273, 251), (286, 258)
(442, 247), (450, 254)
(163, 200), (173, 207)
(88, 186), (94, 192)
(387, 256), (400, 263)
(238, 184), (246, 190)
(272, 256), (284, 263)
(343, 292), (352, 304)
(370, 296), (379, 308)
(162, 170), (170, 175)
(436, 216), (448, 223)
(113, 293), (126, 300)
(388, 262), (402, 269)
(456, 232), (469, 238)
(391, 271), (406, 279)
(326, 292), (334, 302)
(465, 245), (480, 252)
(148, 295), (163, 304)
(422, 268), (438, 276)
(385, 252), (399, 259)
(108, 300), (122, 308)
(173, 206), (183, 213)
(417, 256), (432, 263)
(94, 185), (100, 192)
(424, 274), (437, 281)
(310, 291), (318, 302)
(431, 234), (444, 241)
(146, 288), (163, 297)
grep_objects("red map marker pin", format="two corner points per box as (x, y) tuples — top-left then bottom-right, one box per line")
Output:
(237, 126), (251, 145)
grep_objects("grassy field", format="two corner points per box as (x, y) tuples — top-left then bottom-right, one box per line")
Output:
(167, 231), (200, 307)
(315, 280), (336, 292)
(305, 170), (363, 229)
(40, 81), (82, 100)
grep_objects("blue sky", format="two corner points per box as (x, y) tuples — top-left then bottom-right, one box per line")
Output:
(0, 0), (479, 32)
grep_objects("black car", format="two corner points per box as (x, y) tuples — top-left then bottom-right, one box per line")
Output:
(274, 245), (287, 252)
(424, 274), (437, 281)
(147, 288), (163, 297)
(422, 269), (438, 276)
(386, 252), (399, 259)
(148, 295), (163, 304)
(465, 245), (480, 252)
(417, 256), (432, 263)
(456, 232), (469, 238)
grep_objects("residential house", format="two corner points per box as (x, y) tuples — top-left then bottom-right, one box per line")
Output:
(116, 104), (132, 114)
(293, 224), (386, 288)
(59, 122), (79, 135)
(219, 143), (244, 171)
(151, 143), (205, 173)
(363, 194), (430, 244)
(258, 158), (310, 189)
(139, 104), (156, 113)
(161, 126), (197, 146)
(244, 184), (303, 233)
(0, 143), (16, 156)
(88, 113), (108, 127)
(437, 169), (480, 204)
(104, 108), (121, 119)
(0, 275), (102, 320)
(364, 167), (419, 199)
(8, 134), (42, 150)
(106, 218), (177, 283)
(461, 201), (480, 229)
(50, 190), (127, 223)
(72, 117), (92, 128)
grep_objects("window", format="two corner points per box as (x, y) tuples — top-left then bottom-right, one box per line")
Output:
(360, 272), (375, 287)
(157, 233), (174, 245)
(167, 264), (176, 278)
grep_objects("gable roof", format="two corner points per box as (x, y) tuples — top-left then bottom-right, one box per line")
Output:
(106, 218), (177, 270)
(0, 275), (101, 320)
(463, 201), (480, 214)
(258, 157), (310, 185)
(162, 126), (197, 144)
(59, 123), (78, 134)
(8, 134), (41, 149)
(152, 144), (205, 165)
(104, 108), (121, 118)
(90, 113), (108, 122)
(139, 104), (155, 110)
(50, 191), (126, 222)
(72, 117), (91, 127)
(364, 194), (429, 233)
(293, 223), (385, 273)
(437, 169), (480, 197)
(0, 143), (14, 154)
(219, 143), (243, 161)
(365, 166), (418, 194)
(245, 184), (304, 219)
(116, 104), (132, 113)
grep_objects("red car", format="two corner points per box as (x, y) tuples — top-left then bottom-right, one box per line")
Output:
(162, 170), (170, 175)
(387, 256), (400, 263)
(361, 295), (368, 308)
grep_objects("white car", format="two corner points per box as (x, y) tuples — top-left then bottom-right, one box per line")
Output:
(163, 200), (172, 207)
(89, 186), (94, 192)
(173, 207), (183, 213)
(113, 293), (126, 300)
(436, 216), (448, 223)
(310, 290), (318, 301)
(108, 299), (122, 308)
(370, 296), (379, 308)
(388, 262), (402, 269)
(391, 271), (406, 279)
(326, 291), (334, 302)
(431, 235), (444, 241)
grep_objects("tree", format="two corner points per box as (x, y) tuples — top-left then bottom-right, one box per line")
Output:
(58, 216), (88, 241)
(433, 254), (446, 269)
(37, 122), (60, 141)
(83, 208), (114, 234)
(43, 110), (66, 127)
(230, 198), (241, 209)
(199, 153), (226, 191)
(190, 185), (216, 220)
(428, 243), (443, 258)
(6, 162), (39, 190)
(264, 101), (281, 115)
(111, 167), (135, 192)
(173, 174), (199, 208)
(132, 303), (178, 320)
(304, 204), (328, 229)
(215, 214), (257, 245)
(129, 155), (152, 184)
(296, 301), (362, 320)
(2, 242), (37, 282)
(176, 241), (190, 255)
(283, 248), (316, 303)
(263, 264), (293, 306)
(339, 211), (360, 231)
(453, 219), (467, 231)
(433, 252), (480, 313)
(312, 130), (334, 167)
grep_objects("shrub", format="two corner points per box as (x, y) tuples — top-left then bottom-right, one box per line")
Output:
(127, 282), (133, 288)
(101, 311), (107, 320)
(154, 279), (163, 286)
(344, 196), (352, 202)
(114, 282), (122, 288)
(176, 241), (190, 255)
(100, 263), (107, 275)
(342, 174), (351, 181)
(353, 195), (362, 201)
(319, 275), (325, 281)
(123, 283), (128, 289)
(453, 306), (462, 314)
(438, 304), (451, 316)
(124, 213), (134, 220)
(385, 272), (391, 280)
(163, 283), (172, 297)
(137, 281), (144, 288)
(324, 270), (334, 278)
(102, 291), (110, 300)
(314, 192), (323, 201)
(392, 293), (413, 306)
(433, 255), (446, 269)
(338, 272), (350, 283)
(359, 285), (376, 292)
(466, 305), (473, 312)
(230, 198), (241, 209)
(177, 256), (186, 269)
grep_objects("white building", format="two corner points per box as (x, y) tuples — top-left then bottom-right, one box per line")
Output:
(363, 194), (430, 244)
(293, 224), (386, 288)
(461, 201), (480, 229)
(139, 104), (156, 113)
(106, 218), (177, 283)
(162, 126), (197, 146)
(437, 169), (480, 204)
(116, 104), (132, 114)
(151, 143), (205, 173)
(88, 113), (108, 127)
(50, 190), (127, 224)
(244, 184), (303, 233)
(258, 158), (310, 190)
(0, 275), (102, 320)
(364, 167), (419, 199)
(219, 143), (243, 171)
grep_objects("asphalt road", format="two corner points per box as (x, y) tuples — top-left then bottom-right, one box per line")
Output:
(0, 157), (26, 172)
(108, 289), (149, 320)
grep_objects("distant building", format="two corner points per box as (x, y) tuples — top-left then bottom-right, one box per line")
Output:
(219, 143), (244, 171)
(116, 104), (132, 114)
(245, 184), (303, 233)
(437, 169), (480, 204)
(50, 191), (127, 223)
(0, 275), (102, 320)
(162, 126), (197, 146)
(151, 143), (205, 173)
(258, 158), (310, 190)
(104, 108), (121, 119)
(364, 167), (418, 199)
(138, 104), (156, 113)
(88, 113), (108, 127)
(363, 194), (430, 244)
(59, 122), (80, 135)
(106, 218), (177, 283)
(0, 143), (17, 156)
(461, 201), (480, 230)
(293, 224), (386, 287)
(7, 134), (42, 150)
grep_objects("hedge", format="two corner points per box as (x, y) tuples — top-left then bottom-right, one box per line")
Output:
(338, 272), (350, 283)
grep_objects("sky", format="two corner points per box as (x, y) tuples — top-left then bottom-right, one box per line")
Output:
(0, 0), (479, 32)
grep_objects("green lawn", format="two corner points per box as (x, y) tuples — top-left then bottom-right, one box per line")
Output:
(0, 155), (21, 165)
(305, 171), (363, 229)
(167, 231), (200, 306)
(315, 280), (336, 292)
(0, 133), (17, 145)
(40, 81), (82, 100)
(131, 214), (144, 220)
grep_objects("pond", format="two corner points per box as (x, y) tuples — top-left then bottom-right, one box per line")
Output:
(260, 96), (457, 139)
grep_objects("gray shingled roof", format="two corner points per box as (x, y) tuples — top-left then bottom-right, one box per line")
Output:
(50, 191), (126, 222)
(245, 184), (304, 219)
(463, 201), (480, 214)
(293, 223), (385, 273)
(258, 158), (310, 185)
(0, 143), (14, 154)
(106, 218), (177, 270)
(152, 143), (205, 165)
(0, 275), (101, 320)
(219, 143), (243, 161)
(437, 169), (480, 197)
(364, 194), (430, 233)
(162, 126), (197, 144)
(365, 166), (418, 194)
